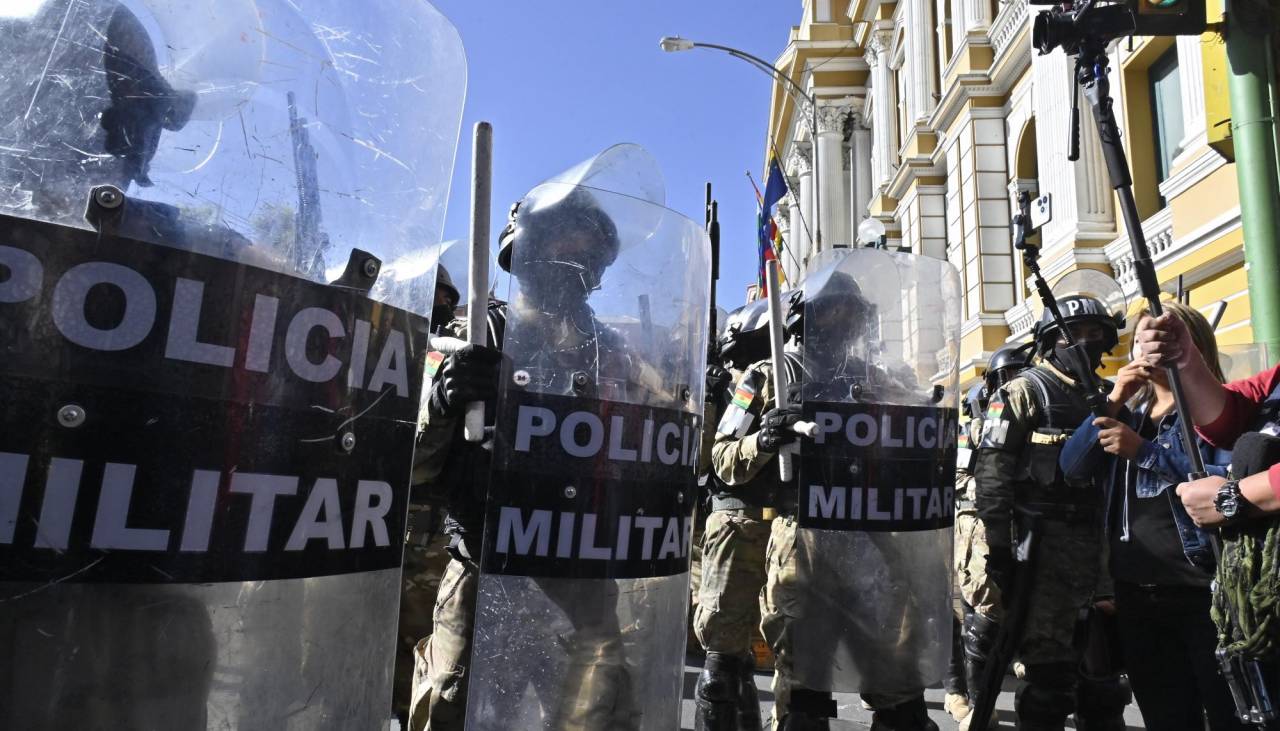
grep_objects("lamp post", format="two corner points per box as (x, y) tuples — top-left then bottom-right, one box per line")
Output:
(660, 35), (822, 256)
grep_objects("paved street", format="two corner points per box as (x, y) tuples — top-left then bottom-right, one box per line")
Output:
(678, 653), (1147, 729)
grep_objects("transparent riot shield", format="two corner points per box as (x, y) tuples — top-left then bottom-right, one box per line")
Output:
(790, 248), (962, 694)
(0, 2), (465, 729)
(464, 145), (710, 730)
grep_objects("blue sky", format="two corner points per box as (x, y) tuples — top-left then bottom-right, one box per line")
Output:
(431, 0), (801, 311)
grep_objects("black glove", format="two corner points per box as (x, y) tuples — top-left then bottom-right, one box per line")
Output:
(428, 344), (502, 418)
(705, 364), (732, 400)
(757, 404), (803, 452)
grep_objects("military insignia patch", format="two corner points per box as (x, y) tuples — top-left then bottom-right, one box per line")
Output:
(732, 381), (756, 410)
(425, 351), (446, 378)
(976, 392), (1013, 448)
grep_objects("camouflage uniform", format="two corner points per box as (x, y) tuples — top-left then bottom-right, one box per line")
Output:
(972, 362), (1104, 728)
(695, 366), (772, 659)
(405, 316), (489, 731)
(714, 359), (925, 727)
(394, 507), (450, 722)
(955, 415), (999, 614)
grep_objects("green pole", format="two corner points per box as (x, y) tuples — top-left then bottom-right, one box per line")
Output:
(1227, 0), (1280, 356)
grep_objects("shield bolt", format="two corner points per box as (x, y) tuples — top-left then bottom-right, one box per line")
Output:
(340, 431), (357, 452)
(572, 371), (589, 390)
(57, 404), (86, 428)
(681, 387), (691, 402)
(563, 485), (577, 499)
(848, 463), (860, 477)
(677, 491), (685, 503)
(93, 187), (123, 209)
(361, 258), (379, 278)
(513, 369), (531, 387)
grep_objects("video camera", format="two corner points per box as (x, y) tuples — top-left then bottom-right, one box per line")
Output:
(1030, 0), (1206, 56)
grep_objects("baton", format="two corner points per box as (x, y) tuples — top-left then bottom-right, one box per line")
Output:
(464, 122), (492, 442)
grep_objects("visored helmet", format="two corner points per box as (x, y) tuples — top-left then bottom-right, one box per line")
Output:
(718, 298), (777, 371)
(497, 187), (621, 285)
(786, 269), (870, 341)
(985, 342), (1034, 391)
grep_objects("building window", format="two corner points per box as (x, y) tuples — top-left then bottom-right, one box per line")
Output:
(1149, 48), (1183, 204)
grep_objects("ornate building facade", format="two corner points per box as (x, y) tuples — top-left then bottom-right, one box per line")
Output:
(766, 0), (1251, 385)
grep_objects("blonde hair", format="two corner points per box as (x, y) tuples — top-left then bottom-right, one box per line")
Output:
(1130, 298), (1225, 383)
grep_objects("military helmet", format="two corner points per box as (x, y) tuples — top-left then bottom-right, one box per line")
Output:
(719, 298), (775, 371)
(785, 269), (869, 339)
(436, 262), (459, 305)
(963, 382), (988, 421)
(1032, 294), (1123, 355)
(497, 187), (621, 275)
(985, 342), (1034, 391)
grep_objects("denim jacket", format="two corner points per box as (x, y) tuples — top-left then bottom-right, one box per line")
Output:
(1059, 404), (1230, 568)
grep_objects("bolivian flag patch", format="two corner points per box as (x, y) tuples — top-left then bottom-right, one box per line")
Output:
(984, 401), (1004, 422)
(732, 381), (757, 410)
(425, 351), (446, 378)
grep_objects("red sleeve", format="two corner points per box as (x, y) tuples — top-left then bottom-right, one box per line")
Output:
(1197, 364), (1280, 449)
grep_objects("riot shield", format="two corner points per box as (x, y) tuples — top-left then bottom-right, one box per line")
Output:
(464, 145), (710, 730)
(790, 247), (962, 694)
(0, 2), (465, 729)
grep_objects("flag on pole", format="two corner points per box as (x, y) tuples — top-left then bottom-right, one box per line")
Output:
(748, 156), (789, 296)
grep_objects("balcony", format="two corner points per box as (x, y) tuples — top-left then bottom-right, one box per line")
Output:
(990, 0), (1029, 65)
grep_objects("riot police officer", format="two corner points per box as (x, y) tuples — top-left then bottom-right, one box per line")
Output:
(714, 265), (942, 731)
(393, 266), (462, 725)
(693, 298), (779, 731)
(409, 184), (651, 730)
(948, 344), (1032, 726)
(968, 294), (1122, 730)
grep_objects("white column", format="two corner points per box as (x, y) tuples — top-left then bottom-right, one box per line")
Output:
(1031, 50), (1115, 250)
(851, 115), (873, 232)
(907, 0), (937, 123)
(817, 104), (852, 248)
(776, 199), (799, 285)
(963, 0), (993, 32)
(866, 29), (897, 192)
(788, 144), (815, 265)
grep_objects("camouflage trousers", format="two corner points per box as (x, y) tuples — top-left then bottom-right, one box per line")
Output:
(693, 508), (771, 655)
(409, 555), (478, 731)
(954, 506), (1001, 616)
(395, 533), (452, 721)
(981, 518), (1101, 665)
(760, 516), (920, 724)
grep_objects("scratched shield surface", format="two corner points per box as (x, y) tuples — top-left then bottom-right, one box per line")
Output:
(0, 1), (464, 728)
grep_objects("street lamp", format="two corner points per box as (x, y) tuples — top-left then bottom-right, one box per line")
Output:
(660, 35), (823, 254)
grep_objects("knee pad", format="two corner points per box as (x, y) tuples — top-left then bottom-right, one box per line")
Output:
(695, 652), (742, 703)
(962, 612), (1000, 665)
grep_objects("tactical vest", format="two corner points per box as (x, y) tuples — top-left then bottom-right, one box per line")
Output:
(1013, 366), (1100, 514)
(708, 353), (804, 513)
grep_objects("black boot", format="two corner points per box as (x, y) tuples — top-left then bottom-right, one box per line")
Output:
(945, 613), (970, 720)
(736, 653), (762, 731)
(694, 652), (741, 731)
(961, 610), (1001, 728)
(870, 696), (939, 731)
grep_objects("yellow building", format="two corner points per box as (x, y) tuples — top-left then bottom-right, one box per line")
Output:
(764, 0), (1253, 386)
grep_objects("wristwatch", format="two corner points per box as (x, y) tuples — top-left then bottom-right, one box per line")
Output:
(1214, 479), (1244, 520)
